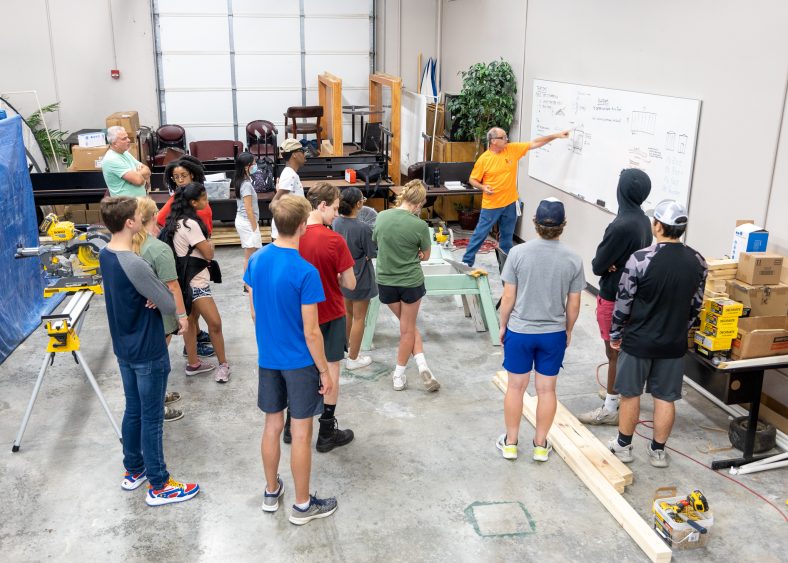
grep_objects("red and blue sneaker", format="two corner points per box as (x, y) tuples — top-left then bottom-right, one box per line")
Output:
(145, 477), (200, 506)
(121, 469), (148, 491)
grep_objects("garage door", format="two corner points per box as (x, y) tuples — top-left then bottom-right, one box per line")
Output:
(153, 0), (374, 146)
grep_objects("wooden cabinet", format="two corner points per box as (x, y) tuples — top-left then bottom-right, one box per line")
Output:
(427, 135), (480, 163)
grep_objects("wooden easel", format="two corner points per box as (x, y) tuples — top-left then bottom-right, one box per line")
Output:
(318, 71), (343, 156)
(369, 73), (402, 185)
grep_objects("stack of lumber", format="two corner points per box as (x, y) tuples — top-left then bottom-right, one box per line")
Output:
(492, 371), (671, 563)
(705, 258), (738, 294)
(211, 225), (272, 246)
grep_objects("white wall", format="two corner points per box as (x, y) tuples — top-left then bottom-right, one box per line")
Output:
(1, 1), (157, 137)
(379, 0), (788, 288)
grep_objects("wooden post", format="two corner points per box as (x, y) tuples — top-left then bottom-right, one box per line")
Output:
(318, 72), (343, 156)
(369, 73), (402, 185)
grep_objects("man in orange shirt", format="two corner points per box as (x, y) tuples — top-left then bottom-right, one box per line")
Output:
(462, 127), (569, 267)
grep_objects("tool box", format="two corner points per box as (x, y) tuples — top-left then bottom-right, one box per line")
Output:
(652, 487), (714, 550)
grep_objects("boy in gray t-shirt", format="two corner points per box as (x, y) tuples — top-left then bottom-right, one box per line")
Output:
(497, 198), (585, 463)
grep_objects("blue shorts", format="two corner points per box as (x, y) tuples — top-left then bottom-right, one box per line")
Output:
(258, 366), (324, 419)
(502, 329), (567, 376)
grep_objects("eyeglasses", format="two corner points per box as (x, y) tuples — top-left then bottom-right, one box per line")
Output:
(172, 173), (191, 180)
(491, 135), (508, 141)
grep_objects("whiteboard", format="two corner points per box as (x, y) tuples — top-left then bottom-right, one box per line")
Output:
(528, 80), (701, 214)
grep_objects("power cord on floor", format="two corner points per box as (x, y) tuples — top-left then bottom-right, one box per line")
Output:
(594, 362), (788, 523)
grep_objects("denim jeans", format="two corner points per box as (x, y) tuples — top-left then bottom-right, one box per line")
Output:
(462, 201), (518, 267)
(118, 353), (171, 489)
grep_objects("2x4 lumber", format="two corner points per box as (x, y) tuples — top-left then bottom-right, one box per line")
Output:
(492, 373), (671, 563)
(706, 259), (738, 270)
(492, 373), (627, 492)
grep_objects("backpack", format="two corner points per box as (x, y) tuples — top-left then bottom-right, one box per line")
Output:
(356, 164), (385, 198)
(251, 156), (275, 193)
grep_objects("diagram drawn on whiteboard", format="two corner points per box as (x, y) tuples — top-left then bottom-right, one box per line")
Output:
(528, 79), (701, 214)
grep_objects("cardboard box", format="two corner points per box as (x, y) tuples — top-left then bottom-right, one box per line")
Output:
(699, 310), (739, 329)
(85, 210), (102, 225)
(694, 332), (733, 351)
(105, 111), (140, 137)
(78, 131), (106, 147)
(731, 316), (788, 359)
(727, 280), (788, 317)
(782, 264), (788, 285)
(731, 223), (768, 260)
(87, 203), (102, 210)
(70, 144), (108, 171)
(700, 320), (738, 339)
(703, 298), (743, 318)
(737, 252), (784, 285)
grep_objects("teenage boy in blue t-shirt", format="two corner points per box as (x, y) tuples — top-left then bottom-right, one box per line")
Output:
(244, 194), (338, 525)
(99, 196), (198, 506)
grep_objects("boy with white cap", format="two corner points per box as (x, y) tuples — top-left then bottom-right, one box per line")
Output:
(607, 199), (707, 468)
(271, 138), (307, 239)
(497, 197), (585, 461)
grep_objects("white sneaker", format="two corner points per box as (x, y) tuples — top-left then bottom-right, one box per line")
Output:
(577, 406), (619, 426)
(496, 434), (518, 460)
(392, 371), (407, 391)
(419, 366), (440, 392)
(607, 437), (634, 463)
(647, 445), (670, 468)
(345, 355), (373, 370)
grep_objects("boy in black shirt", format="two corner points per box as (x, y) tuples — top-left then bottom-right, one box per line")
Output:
(607, 200), (706, 468)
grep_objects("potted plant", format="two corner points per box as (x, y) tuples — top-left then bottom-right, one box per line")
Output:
(454, 196), (480, 231)
(446, 59), (517, 157)
(26, 102), (70, 168)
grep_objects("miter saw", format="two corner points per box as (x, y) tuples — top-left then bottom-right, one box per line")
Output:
(15, 213), (109, 278)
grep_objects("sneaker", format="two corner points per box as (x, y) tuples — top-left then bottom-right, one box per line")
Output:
(164, 391), (181, 405)
(182, 342), (216, 358)
(289, 494), (338, 525)
(419, 366), (440, 392)
(146, 477), (200, 506)
(197, 330), (211, 344)
(577, 406), (619, 426)
(392, 371), (407, 391)
(648, 445), (670, 468)
(345, 355), (373, 370)
(215, 362), (231, 383)
(121, 469), (148, 491)
(164, 406), (184, 422)
(533, 441), (553, 462)
(496, 433), (518, 460)
(261, 475), (284, 512)
(316, 417), (354, 453)
(608, 437), (634, 463)
(185, 361), (215, 376)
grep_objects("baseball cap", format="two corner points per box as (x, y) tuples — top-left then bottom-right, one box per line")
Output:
(647, 199), (688, 226)
(535, 197), (565, 226)
(280, 138), (304, 154)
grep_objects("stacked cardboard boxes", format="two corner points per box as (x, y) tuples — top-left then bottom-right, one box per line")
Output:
(694, 298), (744, 359)
(726, 252), (788, 318)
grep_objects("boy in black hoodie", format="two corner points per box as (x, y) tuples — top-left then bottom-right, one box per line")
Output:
(577, 169), (652, 426)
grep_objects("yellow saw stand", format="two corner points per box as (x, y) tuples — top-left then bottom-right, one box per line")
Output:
(12, 277), (122, 452)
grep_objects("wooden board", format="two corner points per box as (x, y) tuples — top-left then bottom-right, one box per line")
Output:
(707, 258), (738, 270)
(493, 372), (632, 489)
(492, 372), (671, 563)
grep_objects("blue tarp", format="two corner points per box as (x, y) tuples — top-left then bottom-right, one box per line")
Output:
(0, 116), (62, 363)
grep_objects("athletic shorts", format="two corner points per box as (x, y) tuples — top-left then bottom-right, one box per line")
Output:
(502, 328), (567, 376)
(191, 285), (212, 301)
(320, 316), (347, 362)
(235, 216), (263, 249)
(596, 295), (615, 341)
(378, 283), (426, 305)
(614, 350), (684, 402)
(257, 366), (324, 419)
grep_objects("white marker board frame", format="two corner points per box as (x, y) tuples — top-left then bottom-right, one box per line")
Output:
(528, 79), (701, 214)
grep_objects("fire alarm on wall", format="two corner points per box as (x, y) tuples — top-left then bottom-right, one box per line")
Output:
(111, 69), (121, 79)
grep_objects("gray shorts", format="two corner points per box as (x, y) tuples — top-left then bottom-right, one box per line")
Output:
(614, 350), (684, 402)
(320, 316), (347, 362)
(258, 366), (324, 419)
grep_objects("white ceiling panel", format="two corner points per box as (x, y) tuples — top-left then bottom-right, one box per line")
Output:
(159, 16), (229, 52)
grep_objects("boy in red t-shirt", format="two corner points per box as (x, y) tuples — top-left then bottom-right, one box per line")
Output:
(294, 182), (357, 452)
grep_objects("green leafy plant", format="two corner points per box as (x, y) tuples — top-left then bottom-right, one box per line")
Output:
(26, 102), (70, 164)
(446, 59), (517, 153)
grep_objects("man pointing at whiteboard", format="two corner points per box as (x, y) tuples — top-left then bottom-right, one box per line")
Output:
(462, 127), (569, 267)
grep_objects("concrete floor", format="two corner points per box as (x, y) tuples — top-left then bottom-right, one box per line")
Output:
(1, 240), (786, 562)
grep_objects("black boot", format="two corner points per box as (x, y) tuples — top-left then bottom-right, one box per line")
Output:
(316, 417), (354, 453)
(283, 411), (291, 444)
